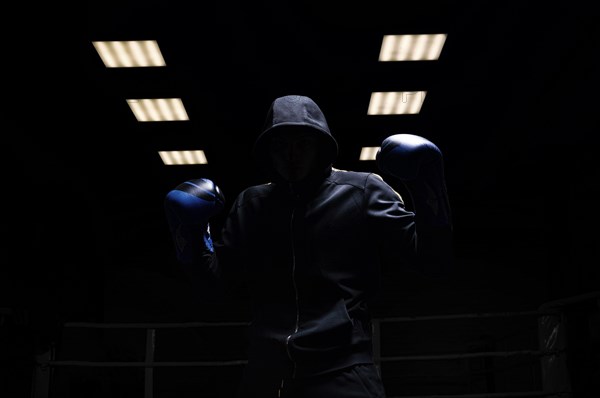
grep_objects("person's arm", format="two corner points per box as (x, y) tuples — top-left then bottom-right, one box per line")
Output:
(375, 134), (454, 278)
(164, 178), (246, 301)
(365, 173), (418, 273)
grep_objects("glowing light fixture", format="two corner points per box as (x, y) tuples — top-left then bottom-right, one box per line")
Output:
(379, 34), (447, 61)
(92, 40), (166, 67)
(367, 91), (427, 115)
(359, 147), (380, 161)
(159, 150), (208, 165)
(126, 98), (189, 122)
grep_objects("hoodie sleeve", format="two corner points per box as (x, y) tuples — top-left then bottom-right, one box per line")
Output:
(365, 173), (418, 272)
(366, 172), (453, 278)
(178, 195), (250, 303)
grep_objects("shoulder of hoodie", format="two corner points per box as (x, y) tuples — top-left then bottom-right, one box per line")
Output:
(328, 168), (405, 203)
(231, 181), (275, 205)
(231, 168), (393, 206)
(327, 167), (391, 190)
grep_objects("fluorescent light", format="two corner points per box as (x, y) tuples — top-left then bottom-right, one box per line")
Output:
(379, 34), (447, 61)
(126, 98), (189, 122)
(367, 91), (427, 115)
(359, 147), (380, 161)
(159, 150), (208, 165)
(92, 40), (166, 67)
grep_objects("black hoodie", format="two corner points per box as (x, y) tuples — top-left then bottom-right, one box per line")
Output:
(188, 95), (417, 382)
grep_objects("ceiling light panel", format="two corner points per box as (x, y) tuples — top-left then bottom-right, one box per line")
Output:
(359, 147), (380, 161)
(367, 91), (427, 115)
(159, 150), (208, 165)
(379, 34), (447, 61)
(126, 98), (189, 122)
(92, 40), (166, 67)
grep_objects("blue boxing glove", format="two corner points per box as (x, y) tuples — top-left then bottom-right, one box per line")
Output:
(377, 134), (454, 276)
(164, 178), (225, 265)
(376, 134), (452, 229)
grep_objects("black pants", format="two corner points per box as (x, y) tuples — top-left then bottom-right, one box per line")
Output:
(237, 363), (386, 398)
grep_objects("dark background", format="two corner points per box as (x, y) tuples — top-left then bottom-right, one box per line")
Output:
(2, 0), (599, 397)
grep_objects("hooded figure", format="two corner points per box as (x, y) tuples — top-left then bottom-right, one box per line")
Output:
(179, 95), (417, 397)
(253, 95), (338, 185)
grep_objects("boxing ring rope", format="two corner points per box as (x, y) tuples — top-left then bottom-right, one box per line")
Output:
(370, 310), (560, 365)
(31, 292), (600, 398)
(33, 314), (561, 398)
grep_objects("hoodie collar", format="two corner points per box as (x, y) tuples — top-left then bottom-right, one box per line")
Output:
(279, 165), (333, 201)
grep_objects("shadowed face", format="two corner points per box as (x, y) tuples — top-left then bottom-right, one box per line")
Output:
(269, 128), (320, 182)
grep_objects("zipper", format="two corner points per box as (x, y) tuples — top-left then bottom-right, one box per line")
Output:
(285, 207), (300, 378)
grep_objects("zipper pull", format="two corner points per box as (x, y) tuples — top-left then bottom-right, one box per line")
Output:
(278, 378), (285, 397)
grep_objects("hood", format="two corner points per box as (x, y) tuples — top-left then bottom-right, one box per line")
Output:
(253, 95), (339, 181)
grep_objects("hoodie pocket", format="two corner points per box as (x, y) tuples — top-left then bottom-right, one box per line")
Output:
(290, 298), (354, 354)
